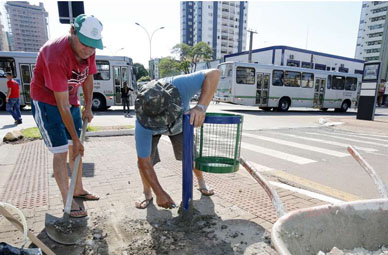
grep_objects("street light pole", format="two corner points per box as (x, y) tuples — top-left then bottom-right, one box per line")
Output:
(135, 22), (165, 60)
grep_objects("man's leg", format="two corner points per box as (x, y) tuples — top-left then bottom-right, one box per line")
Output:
(135, 135), (162, 208)
(170, 133), (214, 196)
(14, 99), (22, 122)
(53, 152), (86, 216)
(6, 100), (18, 121)
(31, 100), (86, 217)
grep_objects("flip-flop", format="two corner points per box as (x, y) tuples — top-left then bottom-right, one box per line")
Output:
(74, 193), (100, 201)
(198, 187), (215, 196)
(135, 197), (153, 209)
(64, 206), (88, 218)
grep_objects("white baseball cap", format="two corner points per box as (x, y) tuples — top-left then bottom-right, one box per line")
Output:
(73, 14), (103, 50)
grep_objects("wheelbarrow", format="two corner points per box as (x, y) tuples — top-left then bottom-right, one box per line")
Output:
(240, 146), (388, 255)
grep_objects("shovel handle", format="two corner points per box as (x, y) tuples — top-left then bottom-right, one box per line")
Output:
(240, 157), (287, 218)
(64, 119), (89, 216)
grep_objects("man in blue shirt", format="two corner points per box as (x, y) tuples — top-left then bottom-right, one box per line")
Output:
(135, 69), (220, 209)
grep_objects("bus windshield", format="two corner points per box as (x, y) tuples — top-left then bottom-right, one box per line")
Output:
(219, 63), (233, 78)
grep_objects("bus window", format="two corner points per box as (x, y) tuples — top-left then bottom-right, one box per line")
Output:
(272, 70), (284, 86)
(345, 77), (357, 91)
(327, 75), (332, 89)
(332, 75), (345, 90)
(0, 58), (16, 78)
(219, 63), (233, 78)
(301, 73), (314, 88)
(284, 71), (301, 87)
(94, 60), (110, 80)
(236, 66), (255, 84)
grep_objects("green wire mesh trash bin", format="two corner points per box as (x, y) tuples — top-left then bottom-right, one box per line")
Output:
(194, 113), (243, 174)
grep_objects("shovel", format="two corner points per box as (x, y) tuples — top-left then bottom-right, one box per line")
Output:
(45, 119), (89, 245)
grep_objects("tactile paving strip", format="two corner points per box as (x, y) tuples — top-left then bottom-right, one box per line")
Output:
(0, 141), (49, 209)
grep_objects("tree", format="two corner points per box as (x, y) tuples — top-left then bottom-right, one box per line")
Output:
(158, 57), (181, 78)
(172, 42), (213, 72)
(133, 63), (148, 81)
(138, 76), (151, 82)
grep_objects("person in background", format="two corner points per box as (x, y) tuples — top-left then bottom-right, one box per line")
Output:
(5, 72), (22, 125)
(121, 84), (133, 116)
(377, 80), (385, 107)
(30, 14), (103, 218)
(382, 79), (388, 107)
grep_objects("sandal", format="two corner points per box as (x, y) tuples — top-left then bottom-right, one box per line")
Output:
(64, 206), (88, 218)
(74, 193), (100, 201)
(135, 197), (153, 209)
(198, 187), (215, 196)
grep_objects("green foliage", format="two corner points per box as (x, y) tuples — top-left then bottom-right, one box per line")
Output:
(158, 57), (181, 78)
(138, 76), (151, 82)
(133, 63), (149, 81)
(171, 42), (213, 72)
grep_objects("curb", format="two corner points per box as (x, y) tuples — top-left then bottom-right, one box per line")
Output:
(86, 129), (134, 137)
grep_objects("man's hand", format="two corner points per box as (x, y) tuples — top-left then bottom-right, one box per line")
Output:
(5, 97), (8, 103)
(72, 138), (84, 160)
(156, 191), (176, 209)
(188, 106), (206, 127)
(82, 107), (93, 123)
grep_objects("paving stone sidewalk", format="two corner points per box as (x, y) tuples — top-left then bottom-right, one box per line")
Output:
(0, 135), (327, 254)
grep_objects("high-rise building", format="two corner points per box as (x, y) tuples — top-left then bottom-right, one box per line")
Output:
(180, 1), (248, 60)
(355, 1), (388, 61)
(5, 1), (48, 52)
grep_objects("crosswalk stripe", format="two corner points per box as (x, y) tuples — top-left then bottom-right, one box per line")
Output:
(318, 131), (388, 143)
(243, 133), (349, 157)
(163, 132), (316, 165)
(344, 132), (388, 139)
(305, 132), (388, 148)
(241, 141), (316, 165)
(274, 133), (377, 153)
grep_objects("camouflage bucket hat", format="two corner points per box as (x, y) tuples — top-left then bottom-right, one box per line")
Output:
(135, 80), (182, 130)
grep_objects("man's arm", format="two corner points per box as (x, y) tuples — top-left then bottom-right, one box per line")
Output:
(189, 69), (220, 127)
(81, 74), (94, 122)
(6, 87), (11, 102)
(54, 91), (83, 159)
(137, 156), (175, 208)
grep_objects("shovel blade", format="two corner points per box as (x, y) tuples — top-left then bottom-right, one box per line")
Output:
(45, 213), (88, 245)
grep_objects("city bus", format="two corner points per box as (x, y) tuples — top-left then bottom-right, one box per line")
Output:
(0, 51), (137, 111)
(216, 61), (362, 112)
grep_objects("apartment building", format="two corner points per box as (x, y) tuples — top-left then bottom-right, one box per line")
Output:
(180, 1), (248, 60)
(5, 1), (48, 52)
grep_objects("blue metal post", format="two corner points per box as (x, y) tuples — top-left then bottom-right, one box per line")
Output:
(182, 113), (193, 211)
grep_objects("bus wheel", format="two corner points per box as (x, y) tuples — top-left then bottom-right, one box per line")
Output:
(340, 101), (349, 112)
(320, 108), (328, 112)
(0, 94), (5, 110)
(92, 94), (106, 111)
(277, 98), (290, 112)
(260, 107), (271, 112)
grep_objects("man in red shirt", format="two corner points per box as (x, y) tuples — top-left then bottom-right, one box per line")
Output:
(5, 72), (22, 124)
(30, 14), (103, 218)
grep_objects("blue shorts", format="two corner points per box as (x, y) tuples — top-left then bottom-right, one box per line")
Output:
(31, 100), (81, 154)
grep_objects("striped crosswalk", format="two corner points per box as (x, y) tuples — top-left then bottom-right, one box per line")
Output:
(161, 128), (384, 168)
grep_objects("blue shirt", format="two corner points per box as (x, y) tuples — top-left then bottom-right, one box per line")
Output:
(135, 71), (206, 158)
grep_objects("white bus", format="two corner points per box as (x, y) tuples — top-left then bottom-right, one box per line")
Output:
(217, 61), (361, 112)
(0, 51), (136, 111)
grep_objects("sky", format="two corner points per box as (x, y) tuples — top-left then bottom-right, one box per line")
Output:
(0, 1), (363, 67)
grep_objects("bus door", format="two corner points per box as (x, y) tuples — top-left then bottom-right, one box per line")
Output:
(113, 66), (129, 105)
(313, 78), (326, 108)
(256, 72), (270, 105)
(19, 64), (34, 104)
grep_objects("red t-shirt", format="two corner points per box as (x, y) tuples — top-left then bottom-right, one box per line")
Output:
(7, 79), (20, 99)
(30, 35), (97, 106)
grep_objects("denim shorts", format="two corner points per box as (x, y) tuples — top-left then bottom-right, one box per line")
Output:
(31, 100), (81, 154)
